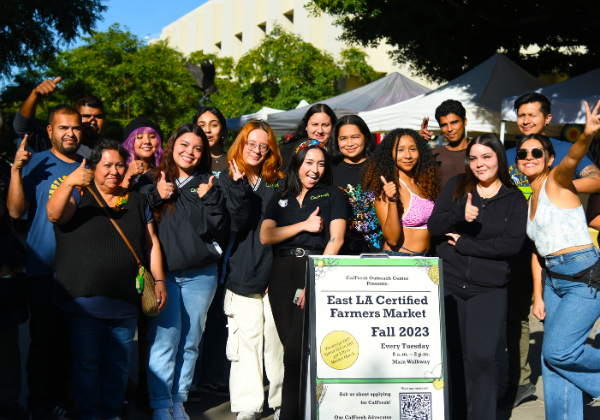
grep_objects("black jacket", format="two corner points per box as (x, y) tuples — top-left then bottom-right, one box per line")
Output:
(140, 171), (228, 272)
(218, 169), (284, 295)
(428, 176), (527, 289)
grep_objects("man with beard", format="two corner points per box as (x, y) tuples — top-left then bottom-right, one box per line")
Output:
(13, 77), (105, 159)
(7, 105), (83, 420)
(420, 99), (469, 187)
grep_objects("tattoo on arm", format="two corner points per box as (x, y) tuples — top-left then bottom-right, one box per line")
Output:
(329, 237), (335, 244)
(579, 165), (600, 181)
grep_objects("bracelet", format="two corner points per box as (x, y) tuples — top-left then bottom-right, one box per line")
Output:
(155, 280), (165, 283)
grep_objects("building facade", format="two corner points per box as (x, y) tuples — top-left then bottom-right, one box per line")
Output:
(158, 0), (437, 90)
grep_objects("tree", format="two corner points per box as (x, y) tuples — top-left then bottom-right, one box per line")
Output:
(310, 0), (600, 84)
(0, 0), (107, 78)
(188, 25), (378, 118)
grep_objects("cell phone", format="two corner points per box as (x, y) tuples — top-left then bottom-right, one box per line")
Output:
(293, 288), (303, 304)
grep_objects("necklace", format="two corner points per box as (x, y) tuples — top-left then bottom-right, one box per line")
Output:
(477, 180), (502, 199)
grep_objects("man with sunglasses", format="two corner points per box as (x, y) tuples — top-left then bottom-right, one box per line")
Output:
(13, 77), (106, 159)
(499, 92), (600, 409)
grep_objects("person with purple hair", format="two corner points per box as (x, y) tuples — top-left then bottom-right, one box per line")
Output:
(122, 117), (165, 190)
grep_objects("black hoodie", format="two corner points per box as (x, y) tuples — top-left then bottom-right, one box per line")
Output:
(218, 169), (284, 295)
(139, 171), (228, 272)
(428, 175), (527, 289)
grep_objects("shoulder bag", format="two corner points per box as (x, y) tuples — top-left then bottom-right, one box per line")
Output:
(86, 186), (160, 316)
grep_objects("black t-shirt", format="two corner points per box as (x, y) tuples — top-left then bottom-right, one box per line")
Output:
(332, 161), (383, 254)
(264, 183), (347, 254)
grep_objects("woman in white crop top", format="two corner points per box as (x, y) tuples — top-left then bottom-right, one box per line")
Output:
(361, 128), (440, 256)
(516, 100), (600, 418)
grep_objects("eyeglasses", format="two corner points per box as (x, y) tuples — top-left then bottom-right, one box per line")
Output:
(246, 141), (270, 154)
(517, 148), (544, 160)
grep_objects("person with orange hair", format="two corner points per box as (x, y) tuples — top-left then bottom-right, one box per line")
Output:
(218, 120), (286, 420)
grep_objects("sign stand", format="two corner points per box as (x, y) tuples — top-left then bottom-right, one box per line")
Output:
(301, 255), (450, 420)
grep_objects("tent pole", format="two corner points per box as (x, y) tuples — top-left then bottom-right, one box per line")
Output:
(500, 121), (506, 144)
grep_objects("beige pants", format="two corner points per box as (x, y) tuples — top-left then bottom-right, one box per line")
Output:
(224, 290), (284, 413)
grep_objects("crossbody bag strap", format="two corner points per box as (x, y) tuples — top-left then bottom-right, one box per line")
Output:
(86, 186), (143, 268)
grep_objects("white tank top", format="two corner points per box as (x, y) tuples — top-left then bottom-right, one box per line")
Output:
(526, 179), (592, 257)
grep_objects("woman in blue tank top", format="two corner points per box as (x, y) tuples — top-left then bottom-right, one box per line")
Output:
(516, 100), (600, 419)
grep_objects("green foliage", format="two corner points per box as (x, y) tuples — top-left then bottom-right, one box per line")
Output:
(310, 0), (600, 83)
(339, 47), (379, 83)
(1, 23), (378, 149)
(188, 26), (377, 119)
(0, 0), (107, 78)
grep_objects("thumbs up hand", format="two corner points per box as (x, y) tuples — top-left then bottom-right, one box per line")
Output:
(465, 193), (479, 222)
(198, 175), (215, 198)
(158, 171), (175, 200)
(304, 206), (323, 233)
(66, 159), (93, 187)
(33, 77), (62, 98)
(13, 135), (32, 170)
(380, 176), (399, 202)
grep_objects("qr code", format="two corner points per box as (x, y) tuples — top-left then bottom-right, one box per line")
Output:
(400, 393), (432, 420)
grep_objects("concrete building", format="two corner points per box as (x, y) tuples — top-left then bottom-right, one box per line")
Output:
(158, 0), (437, 90)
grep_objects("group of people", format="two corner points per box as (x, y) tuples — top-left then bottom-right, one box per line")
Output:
(0, 75), (599, 420)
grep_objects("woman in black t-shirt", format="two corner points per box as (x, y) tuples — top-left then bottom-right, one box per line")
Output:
(260, 140), (346, 420)
(330, 115), (382, 254)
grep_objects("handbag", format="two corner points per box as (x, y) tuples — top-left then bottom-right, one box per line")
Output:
(86, 186), (161, 316)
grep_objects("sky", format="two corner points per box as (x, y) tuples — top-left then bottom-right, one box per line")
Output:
(0, 1), (207, 89)
(83, 0), (208, 44)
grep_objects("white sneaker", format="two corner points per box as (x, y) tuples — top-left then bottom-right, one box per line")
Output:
(152, 407), (173, 420)
(236, 412), (260, 420)
(274, 407), (281, 420)
(171, 402), (190, 420)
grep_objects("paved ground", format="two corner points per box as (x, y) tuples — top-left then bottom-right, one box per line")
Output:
(15, 311), (600, 419)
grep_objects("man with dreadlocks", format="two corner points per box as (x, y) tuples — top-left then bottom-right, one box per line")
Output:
(361, 128), (441, 256)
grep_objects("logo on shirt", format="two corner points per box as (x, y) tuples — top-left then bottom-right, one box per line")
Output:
(311, 193), (329, 200)
(48, 176), (67, 199)
(266, 182), (280, 188)
(278, 199), (288, 207)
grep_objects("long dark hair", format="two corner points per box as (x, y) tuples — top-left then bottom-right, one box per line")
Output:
(285, 103), (338, 145)
(281, 145), (333, 197)
(193, 106), (228, 147)
(453, 133), (517, 201)
(152, 123), (210, 220)
(362, 128), (441, 202)
(329, 115), (376, 164)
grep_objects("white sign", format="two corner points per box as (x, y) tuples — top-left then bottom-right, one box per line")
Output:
(304, 256), (449, 420)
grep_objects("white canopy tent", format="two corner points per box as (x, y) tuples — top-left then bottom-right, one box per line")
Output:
(225, 106), (285, 132)
(226, 100), (310, 132)
(501, 68), (600, 126)
(266, 72), (431, 135)
(358, 54), (546, 137)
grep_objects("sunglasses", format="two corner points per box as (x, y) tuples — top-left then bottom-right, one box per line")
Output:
(517, 148), (544, 160)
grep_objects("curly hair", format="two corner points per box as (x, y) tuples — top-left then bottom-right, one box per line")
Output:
(362, 128), (441, 203)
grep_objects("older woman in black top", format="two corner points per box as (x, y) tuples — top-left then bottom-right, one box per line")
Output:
(260, 139), (347, 420)
(47, 139), (166, 420)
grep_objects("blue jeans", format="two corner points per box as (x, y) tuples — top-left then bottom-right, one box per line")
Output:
(542, 246), (600, 419)
(147, 265), (218, 408)
(64, 313), (138, 420)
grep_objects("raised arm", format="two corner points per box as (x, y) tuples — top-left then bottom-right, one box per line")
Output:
(375, 176), (403, 246)
(46, 160), (92, 225)
(553, 100), (600, 188)
(7, 135), (32, 218)
(260, 207), (322, 245)
(453, 193), (527, 258)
